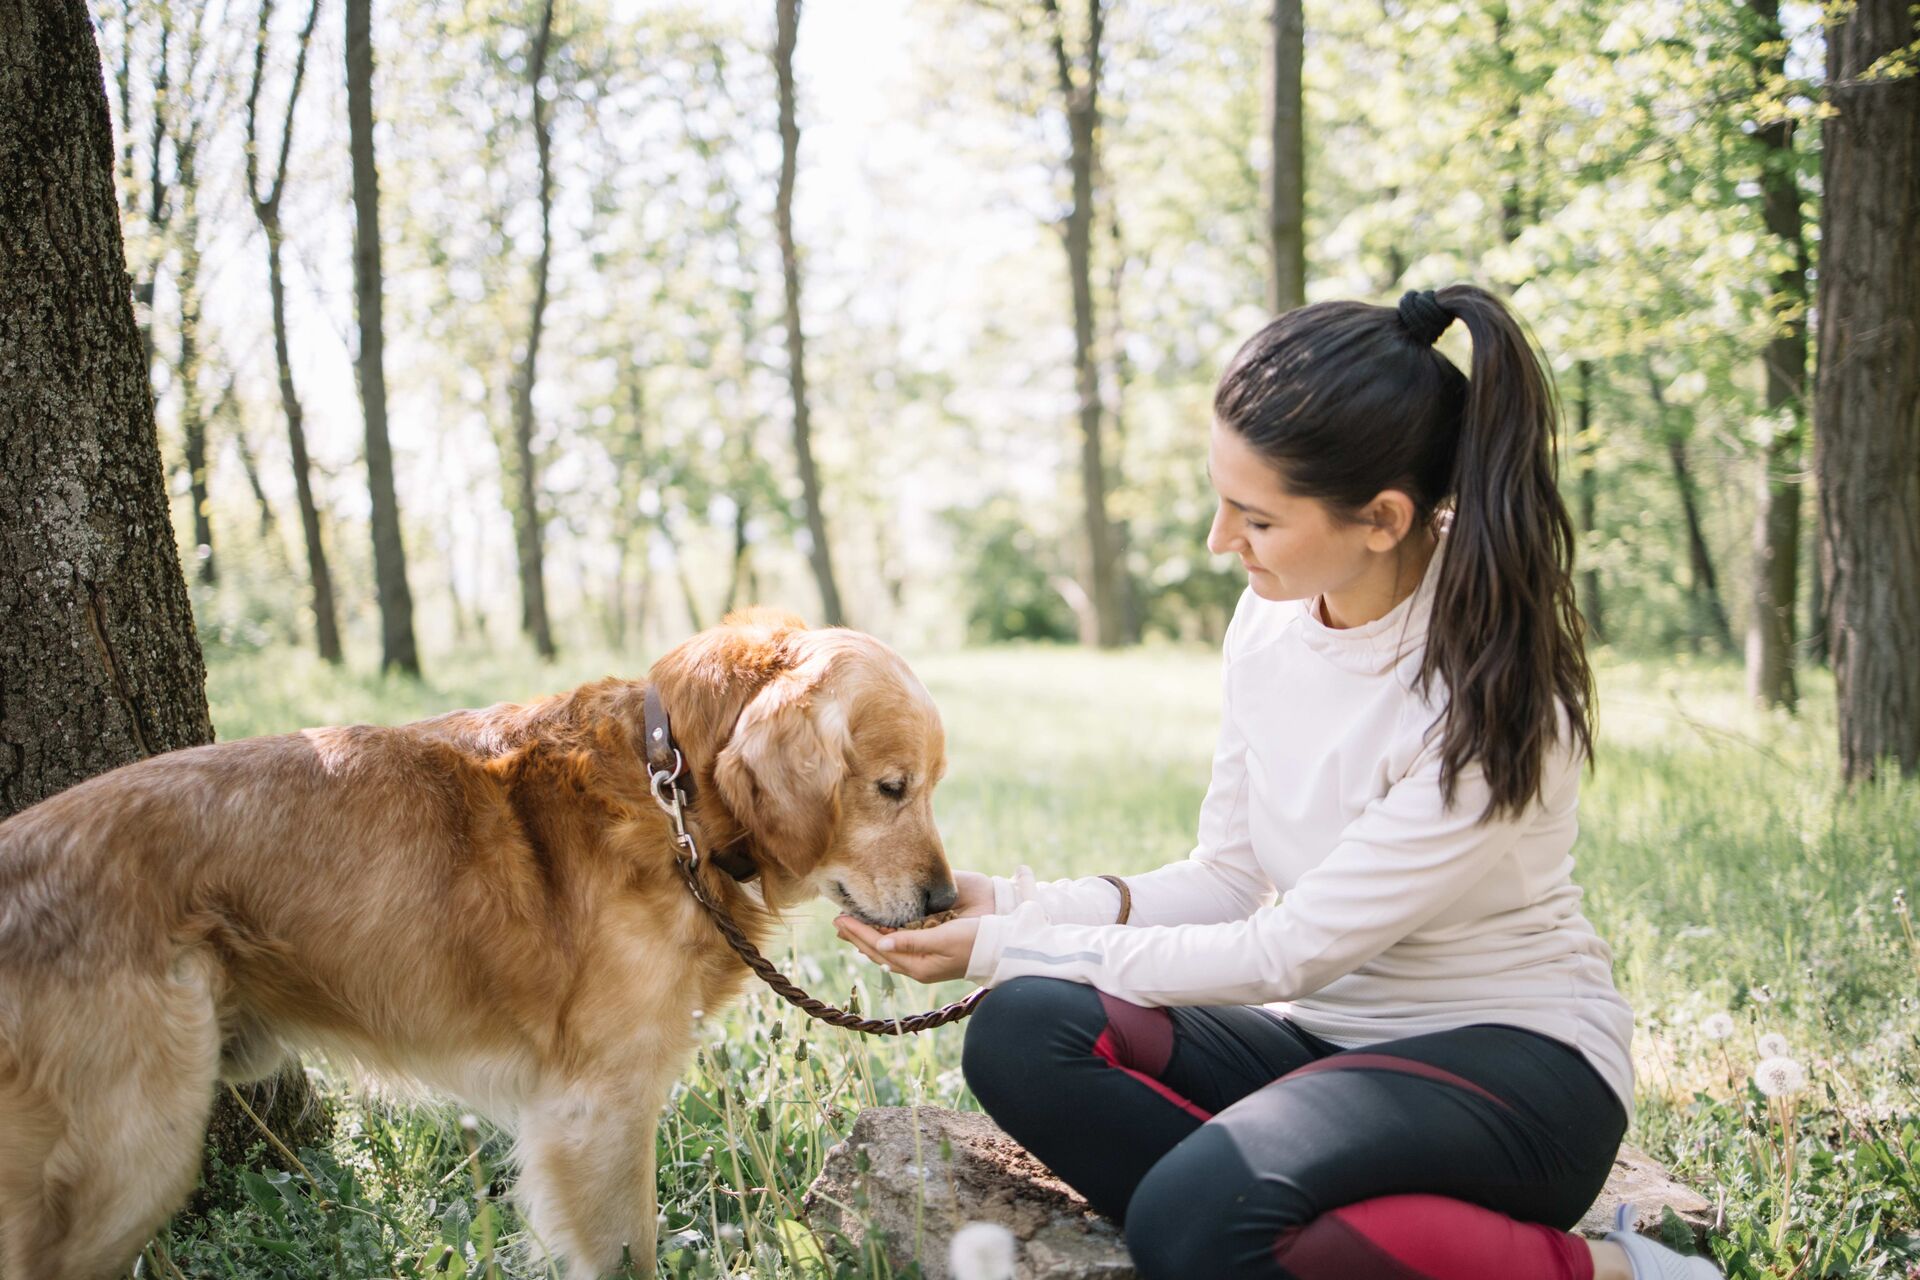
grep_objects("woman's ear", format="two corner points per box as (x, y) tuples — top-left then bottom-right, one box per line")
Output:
(714, 651), (852, 875)
(1360, 489), (1418, 551)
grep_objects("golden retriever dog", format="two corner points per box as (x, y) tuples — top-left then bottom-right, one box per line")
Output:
(0, 608), (956, 1279)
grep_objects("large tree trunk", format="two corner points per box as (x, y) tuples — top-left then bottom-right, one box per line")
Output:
(1647, 364), (1735, 652)
(1744, 0), (1807, 710)
(346, 0), (420, 675)
(1267, 0), (1305, 314)
(1044, 0), (1124, 648)
(509, 0), (557, 659)
(1814, 0), (1920, 781)
(0, 0), (323, 1213)
(1, 0), (213, 808)
(1574, 360), (1604, 643)
(248, 0), (341, 664)
(773, 0), (846, 628)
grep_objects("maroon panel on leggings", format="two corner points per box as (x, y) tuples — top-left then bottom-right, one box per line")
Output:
(1091, 992), (1212, 1122)
(1274, 1194), (1594, 1280)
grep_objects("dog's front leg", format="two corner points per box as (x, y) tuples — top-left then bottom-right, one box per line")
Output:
(515, 1071), (669, 1278)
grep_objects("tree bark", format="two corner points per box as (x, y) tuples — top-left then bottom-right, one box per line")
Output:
(1267, 0), (1305, 314)
(1814, 0), (1920, 781)
(346, 0), (420, 675)
(1647, 364), (1735, 652)
(1574, 360), (1604, 643)
(0, 0), (327, 1204)
(509, 0), (558, 659)
(773, 0), (846, 628)
(1043, 0), (1124, 648)
(1744, 0), (1806, 710)
(0, 0), (213, 812)
(248, 0), (341, 663)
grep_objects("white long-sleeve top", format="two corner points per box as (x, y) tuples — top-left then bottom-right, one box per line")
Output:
(964, 551), (1636, 1116)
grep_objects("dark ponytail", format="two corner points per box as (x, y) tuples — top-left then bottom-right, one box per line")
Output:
(1213, 284), (1594, 820)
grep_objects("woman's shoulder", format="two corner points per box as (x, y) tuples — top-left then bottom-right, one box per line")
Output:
(1224, 587), (1308, 662)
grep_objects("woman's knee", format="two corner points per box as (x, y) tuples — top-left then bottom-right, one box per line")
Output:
(1124, 1126), (1312, 1280)
(960, 977), (1101, 1106)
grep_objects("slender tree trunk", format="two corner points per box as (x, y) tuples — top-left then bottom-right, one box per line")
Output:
(1745, 0), (1807, 709)
(1806, 488), (1828, 664)
(346, 0), (420, 675)
(1573, 359), (1604, 643)
(508, 0), (558, 659)
(231, 418), (277, 541)
(248, 0), (340, 663)
(1101, 189), (1141, 642)
(773, 0), (846, 628)
(1647, 364), (1735, 652)
(133, 18), (170, 374)
(1044, 0), (1123, 648)
(269, 225), (344, 663)
(1814, 0), (1920, 781)
(1267, 0), (1305, 314)
(0, 0), (326, 1202)
(176, 144), (215, 585)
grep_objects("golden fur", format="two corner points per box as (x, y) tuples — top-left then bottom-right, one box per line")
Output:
(0, 609), (955, 1279)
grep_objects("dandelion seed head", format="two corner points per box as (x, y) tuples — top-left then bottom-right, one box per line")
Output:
(949, 1221), (1017, 1280)
(1751, 984), (1774, 1005)
(1701, 1012), (1736, 1041)
(1757, 1032), (1791, 1058)
(1753, 1055), (1807, 1097)
(458, 1113), (480, 1134)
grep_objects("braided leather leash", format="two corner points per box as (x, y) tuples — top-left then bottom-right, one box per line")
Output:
(671, 854), (985, 1035)
(644, 715), (983, 1036)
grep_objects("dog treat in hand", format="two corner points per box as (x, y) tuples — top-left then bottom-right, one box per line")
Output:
(895, 909), (960, 931)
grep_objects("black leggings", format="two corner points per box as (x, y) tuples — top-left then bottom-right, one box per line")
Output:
(961, 977), (1628, 1280)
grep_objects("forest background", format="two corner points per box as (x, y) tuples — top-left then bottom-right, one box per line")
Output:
(2, 0), (1918, 1275)
(105, 0), (1855, 677)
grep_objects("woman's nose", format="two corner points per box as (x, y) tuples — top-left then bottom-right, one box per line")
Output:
(1206, 504), (1235, 555)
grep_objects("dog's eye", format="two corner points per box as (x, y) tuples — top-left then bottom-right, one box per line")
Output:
(876, 778), (909, 800)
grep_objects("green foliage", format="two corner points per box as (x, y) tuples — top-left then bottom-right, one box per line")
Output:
(942, 496), (1078, 643)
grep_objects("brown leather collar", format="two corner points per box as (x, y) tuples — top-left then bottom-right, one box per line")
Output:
(643, 685), (758, 882)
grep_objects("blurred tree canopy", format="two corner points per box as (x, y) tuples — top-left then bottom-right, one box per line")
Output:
(94, 0), (1912, 742)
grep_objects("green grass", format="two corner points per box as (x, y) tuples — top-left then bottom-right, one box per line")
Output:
(153, 642), (1920, 1278)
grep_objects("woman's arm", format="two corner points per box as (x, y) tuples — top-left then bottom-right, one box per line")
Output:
(960, 732), (1578, 1006)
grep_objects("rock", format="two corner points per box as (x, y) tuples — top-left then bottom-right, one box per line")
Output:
(802, 1107), (1130, 1279)
(1575, 1145), (1716, 1247)
(803, 1106), (1714, 1279)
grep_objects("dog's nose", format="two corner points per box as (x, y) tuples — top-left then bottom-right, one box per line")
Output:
(923, 879), (958, 916)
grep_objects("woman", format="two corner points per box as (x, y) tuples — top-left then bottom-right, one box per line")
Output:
(836, 287), (1717, 1280)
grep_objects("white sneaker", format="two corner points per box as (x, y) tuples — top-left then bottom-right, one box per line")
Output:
(1606, 1204), (1723, 1279)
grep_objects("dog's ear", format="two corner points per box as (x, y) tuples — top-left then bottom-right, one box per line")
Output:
(714, 646), (850, 875)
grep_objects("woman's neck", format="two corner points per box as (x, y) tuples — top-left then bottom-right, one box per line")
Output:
(1319, 526), (1439, 630)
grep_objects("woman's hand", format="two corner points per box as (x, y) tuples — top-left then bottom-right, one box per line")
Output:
(835, 914), (980, 986)
(949, 869), (997, 918)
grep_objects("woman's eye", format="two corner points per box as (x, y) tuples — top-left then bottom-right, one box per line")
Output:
(1247, 520), (1271, 532)
(877, 778), (908, 800)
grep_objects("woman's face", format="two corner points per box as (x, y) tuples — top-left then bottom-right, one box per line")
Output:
(1206, 419), (1376, 605)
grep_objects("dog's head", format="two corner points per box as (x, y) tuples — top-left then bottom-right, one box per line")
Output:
(655, 609), (956, 928)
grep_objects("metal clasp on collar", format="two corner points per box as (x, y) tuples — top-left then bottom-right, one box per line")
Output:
(647, 751), (700, 868)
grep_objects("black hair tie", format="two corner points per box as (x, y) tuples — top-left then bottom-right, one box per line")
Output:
(1397, 289), (1454, 346)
